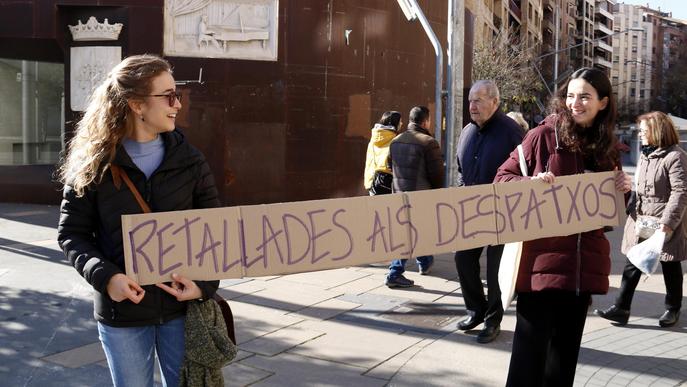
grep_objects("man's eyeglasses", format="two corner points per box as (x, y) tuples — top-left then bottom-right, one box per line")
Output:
(140, 91), (181, 107)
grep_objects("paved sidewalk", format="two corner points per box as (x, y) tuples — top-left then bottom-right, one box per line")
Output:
(1, 200), (685, 387)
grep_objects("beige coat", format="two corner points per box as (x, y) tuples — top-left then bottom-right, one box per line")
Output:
(622, 144), (687, 261)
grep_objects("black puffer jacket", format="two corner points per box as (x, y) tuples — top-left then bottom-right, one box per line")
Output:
(389, 123), (445, 192)
(58, 129), (220, 327)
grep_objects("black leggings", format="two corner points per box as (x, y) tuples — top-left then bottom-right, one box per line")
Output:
(615, 258), (683, 311)
(506, 291), (590, 387)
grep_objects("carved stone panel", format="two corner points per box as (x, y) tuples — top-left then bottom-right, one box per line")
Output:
(69, 46), (122, 111)
(163, 0), (278, 61)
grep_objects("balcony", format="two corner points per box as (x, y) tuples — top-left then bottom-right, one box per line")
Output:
(594, 56), (613, 68)
(544, 18), (555, 33)
(594, 22), (613, 36)
(509, 0), (522, 22)
(597, 6), (613, 21)
(594, 40), (613, 53)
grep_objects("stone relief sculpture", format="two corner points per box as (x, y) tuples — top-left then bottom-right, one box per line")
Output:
(68, 16), (123, 111)
(164, 0), (278, 61)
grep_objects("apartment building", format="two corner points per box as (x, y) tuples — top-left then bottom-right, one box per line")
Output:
(612, 3), (654, 118)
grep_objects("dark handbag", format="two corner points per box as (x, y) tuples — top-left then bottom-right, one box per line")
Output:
(111, 164), (236, 344)
(370, 170), (393, 195)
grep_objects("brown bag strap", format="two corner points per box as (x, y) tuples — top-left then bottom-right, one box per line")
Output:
(110, 164), (152, 214)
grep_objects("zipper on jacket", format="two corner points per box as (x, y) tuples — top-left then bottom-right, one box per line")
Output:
(576, 233), (582, 296)
(145, 180), (152, 205)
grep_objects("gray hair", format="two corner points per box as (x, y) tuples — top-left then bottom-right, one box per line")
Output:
(470, 80), (500, 101)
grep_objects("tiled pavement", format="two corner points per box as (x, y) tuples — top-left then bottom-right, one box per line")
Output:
(1, 198), (686, 387)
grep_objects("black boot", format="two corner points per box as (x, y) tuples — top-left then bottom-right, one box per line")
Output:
(594, 305), (630, 325)
(658, 309), (680, 327)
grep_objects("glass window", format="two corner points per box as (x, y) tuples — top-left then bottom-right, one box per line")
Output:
(0, 58), (64, 165)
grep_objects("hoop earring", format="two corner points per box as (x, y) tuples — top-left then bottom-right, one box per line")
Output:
(140, 115), (145, 122)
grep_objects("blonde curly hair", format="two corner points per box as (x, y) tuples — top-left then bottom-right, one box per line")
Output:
(57, 54), (172, 196)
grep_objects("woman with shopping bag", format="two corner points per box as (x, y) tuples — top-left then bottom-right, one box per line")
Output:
(595, 111), (687, 328)
(494, 67), (632, 387)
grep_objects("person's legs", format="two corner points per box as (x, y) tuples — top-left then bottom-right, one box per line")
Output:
(484, 244), (505, 326)
(98, 322), (155, 387)
(156, 316), (186, 387)
(615, 258), (643, 310)
(506, 292), (554, 387)
(543, 293), (590, 387)
(388, 259), (407, 279)
(455, 247), (487, 319)
(661, 260), (683, 311)
(416, 255), (434, 274)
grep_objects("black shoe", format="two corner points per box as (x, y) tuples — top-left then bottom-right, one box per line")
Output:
(659, 309), (680, 327)
(457, 314), (484, 331)
(476, 325), (500, 344)
(594, 305), (630, 325)
(384, 274), (415, 288)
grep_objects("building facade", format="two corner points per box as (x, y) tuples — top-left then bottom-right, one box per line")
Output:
(0, 0), (447, 205)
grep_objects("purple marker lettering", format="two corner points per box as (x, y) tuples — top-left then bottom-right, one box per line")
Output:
(476, 194), (498, 235)
(386, 206), (405, 252)
(307, 209), (332, 263)
(493, 194), (507, 233)
(249, 215), (285, 269)
(542, 184), (564, 224)
(282, 213), (311, 265)
(157, 222), (181, 276)
(435, 202), (459, 246)
(366, 210), (389, 253)
(222, 219), (241, 272)
(566, 182), (582, 223)
(196, 222), (220, 272)
(504, 192), (523, 232)
(582, 183), (600, 217)
(459, 194), (494, 239)
(329, 208), (353, 261)
(598, 177), (618, 219)
(128, 219), (156, 274)
(397, 204), (418, 257)
(172, 217), (200, 267)
(520, 189), (546, 229)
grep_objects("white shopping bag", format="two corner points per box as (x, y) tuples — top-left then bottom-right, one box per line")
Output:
(499, 144), (528, 310)
(627, 230), (665, 275)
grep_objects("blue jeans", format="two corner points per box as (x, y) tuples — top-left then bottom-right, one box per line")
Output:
(97, 316), (185, 387)
(387, 255), (433, 279)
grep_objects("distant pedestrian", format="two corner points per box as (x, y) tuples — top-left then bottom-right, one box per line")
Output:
(595, 111), (687, 328)
(384, 106), (444, 287)
(57, 55), (221, 387)
(363, 111), (401, 196)
(454, 80), (524, 344)
(506, 111), (529, 132)
(495, 67), (632, 387)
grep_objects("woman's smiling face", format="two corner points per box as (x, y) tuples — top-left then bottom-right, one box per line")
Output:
(565, 78), (608, 128)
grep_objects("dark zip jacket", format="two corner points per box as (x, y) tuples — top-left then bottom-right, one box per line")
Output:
(58, 129), (221, 327)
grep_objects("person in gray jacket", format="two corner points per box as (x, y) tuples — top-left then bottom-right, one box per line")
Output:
(595, 111), (687, 327)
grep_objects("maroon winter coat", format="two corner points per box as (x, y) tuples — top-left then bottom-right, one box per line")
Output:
(494, 115), (616, 295)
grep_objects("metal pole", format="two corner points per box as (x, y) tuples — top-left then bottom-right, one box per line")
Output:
(447, 0), (464, 186)
(553, 2), (560, 91)
(407, 0), (443, 146)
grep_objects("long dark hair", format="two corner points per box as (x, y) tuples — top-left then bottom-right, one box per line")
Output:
(549, 67), (618, 171)
(378, 111), (402, 130)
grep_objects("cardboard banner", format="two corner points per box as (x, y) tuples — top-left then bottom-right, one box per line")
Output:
(122, 171), (624, 285)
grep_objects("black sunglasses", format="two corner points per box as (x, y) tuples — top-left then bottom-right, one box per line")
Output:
(140, 91), (181, 107)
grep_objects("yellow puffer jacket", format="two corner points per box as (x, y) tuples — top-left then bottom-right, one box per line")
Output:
(364, 125), (397, 190)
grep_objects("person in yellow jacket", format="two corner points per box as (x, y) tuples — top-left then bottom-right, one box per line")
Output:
(364, 111), (401, 195)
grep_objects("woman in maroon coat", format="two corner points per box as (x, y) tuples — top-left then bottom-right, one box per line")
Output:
(494, 67), (631, 387)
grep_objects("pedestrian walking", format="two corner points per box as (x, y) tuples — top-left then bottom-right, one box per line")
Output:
(384, 106), (444, 287)
(454, 80), (524, 344)
(57, 54), (221, 387)
(595, 111), (687, 327)
(494, 67), (632, 387)
(363, 111), (401, 196)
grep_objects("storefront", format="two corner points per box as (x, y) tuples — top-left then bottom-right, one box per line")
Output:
(0, 1), (446, 205)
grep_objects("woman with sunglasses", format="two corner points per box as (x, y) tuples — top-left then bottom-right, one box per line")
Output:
(57, 54), (220, 387)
